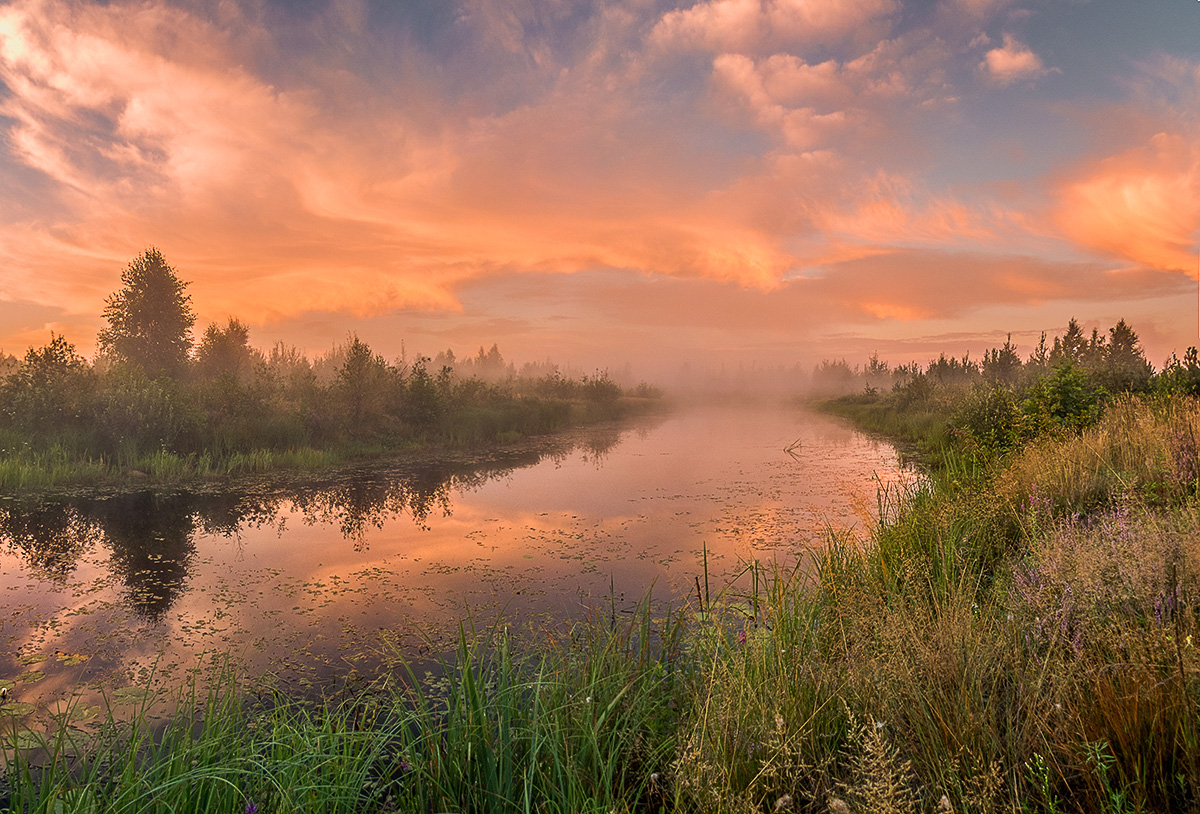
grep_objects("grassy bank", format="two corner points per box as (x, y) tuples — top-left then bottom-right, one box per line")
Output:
(0, 396), (661, 491)
(7, 396), (1200, 813)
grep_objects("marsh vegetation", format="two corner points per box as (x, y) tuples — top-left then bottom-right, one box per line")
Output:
(0, 250), (661, 490)
(6, 311), (1200, 813)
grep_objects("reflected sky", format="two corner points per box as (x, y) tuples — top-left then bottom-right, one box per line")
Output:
(0, 404), (909, 721)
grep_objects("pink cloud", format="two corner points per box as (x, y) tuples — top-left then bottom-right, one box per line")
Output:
(0, 0), (1195, 372)
(981, 34), (1050, 85)
(1054, 132), (1200, 275)
(651, 0), (898, 55)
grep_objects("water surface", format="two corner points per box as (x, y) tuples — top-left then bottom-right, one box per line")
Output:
(0, 403), (907, 718)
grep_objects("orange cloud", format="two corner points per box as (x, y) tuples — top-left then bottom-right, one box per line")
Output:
(1055, 132), (1200, 275)
(861, 302), (930, 321)
(0, 0), (1196, 371)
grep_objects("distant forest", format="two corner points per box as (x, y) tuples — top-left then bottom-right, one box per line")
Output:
(0, 249), (659, 481)
(817, 317), (1200, 455)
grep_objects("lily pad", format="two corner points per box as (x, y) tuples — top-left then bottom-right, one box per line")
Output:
(55, 652), (91, 666)
(67, 705), (102, 722)
(0, 701), (36, 716)
(4, 728), (44, 750)
(15, 671), (45, 684)
(111, 686), (153, 704)
(16, 654), (43, 666)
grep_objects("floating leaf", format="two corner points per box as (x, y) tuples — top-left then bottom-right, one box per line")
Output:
(111, 686), (152, 704)
(15, 671), (44, 684)
(5, 728), (44, 750)
(67, 705), (102, 722)
(55, 652), (91, 665)
(0, 701), (36, 716)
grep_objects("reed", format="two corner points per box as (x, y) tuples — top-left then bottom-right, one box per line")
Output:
(8, 395), (1200, 813)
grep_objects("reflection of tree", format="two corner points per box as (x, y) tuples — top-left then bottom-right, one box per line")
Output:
(0, 504), (100, 582)
(192, 491), (285, 538)
(0, 411), (664, 614)
(289, 467), (454, 547)
(580, 426), (622, 467)
(95, 493), (198, 621)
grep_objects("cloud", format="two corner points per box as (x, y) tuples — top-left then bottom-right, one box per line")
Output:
(981, 34), (1051, 85)
(0, 0), (1195, 369)
(651, 0), (898, 55)
(1054, 132), (1200, 275)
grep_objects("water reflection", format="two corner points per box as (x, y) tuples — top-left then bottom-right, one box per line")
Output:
(0, 503), (99, 583)
(0, 419), (636, 619)
(0, 405), (911, 720)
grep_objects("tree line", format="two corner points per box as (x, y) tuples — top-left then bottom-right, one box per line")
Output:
(816, 317), (1199, 454)
(0, 249), (653, 471)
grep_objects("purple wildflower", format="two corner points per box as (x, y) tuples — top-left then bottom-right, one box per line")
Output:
(737, 629), (748, 645)
(245, 801), (258, 814)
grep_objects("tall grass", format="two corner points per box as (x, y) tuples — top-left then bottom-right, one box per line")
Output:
(5, 605), (685, 814)
(671, 394), (1200, 813)
(8, 395), (1200, 813)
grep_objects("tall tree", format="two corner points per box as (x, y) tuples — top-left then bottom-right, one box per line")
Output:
(1102, 318), (1153, 391)
(982, 334), (1022, 385)
(97, 248), (195, 378)
(1051, 317), (1087, 365)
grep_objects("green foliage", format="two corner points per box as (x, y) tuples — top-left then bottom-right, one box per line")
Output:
(954, 384), (1023, 453)
(1097, 319), (1153, 393)
(94, 366), (201, 460)
(8, 607), (684, 814)
(97, 248), (196, 378)
(581, 370), (621, 403)
(1020, 360), (1105, 438)
(194, 317), (256, 381)
(982, 334), (1022, 386)
(334, 335), (395, 437)
(1, 334), (94, 436)
(403, 356), (444, 430)
(818, 317), (1172, 466)
(1156, 347), (1200, 396)
(0, 258), (661, 484)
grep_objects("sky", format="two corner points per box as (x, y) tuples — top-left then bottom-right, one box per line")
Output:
(0, 0), (1197, 379)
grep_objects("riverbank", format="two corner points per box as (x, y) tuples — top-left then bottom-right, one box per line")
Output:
(0, 395), (665, 493)
(6, 395), (1200, 812)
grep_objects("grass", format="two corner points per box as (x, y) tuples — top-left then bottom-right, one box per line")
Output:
(7, 395), (1200, 812)
(3, 605), (687, 814)
(0, 396), (662, 492)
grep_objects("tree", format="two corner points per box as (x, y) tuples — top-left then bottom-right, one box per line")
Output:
(97, 248), (195, 378)
(982, 334), (1022, 385)
(195, 317), (256, 381)
(2, 334), (93, 434)
(1101, 318), (1153, 392)
(1051, 317), (1087, 366)
(336, 336), (392, 435)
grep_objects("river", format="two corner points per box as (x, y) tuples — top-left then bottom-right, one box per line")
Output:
(0, 403), (908, 723)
